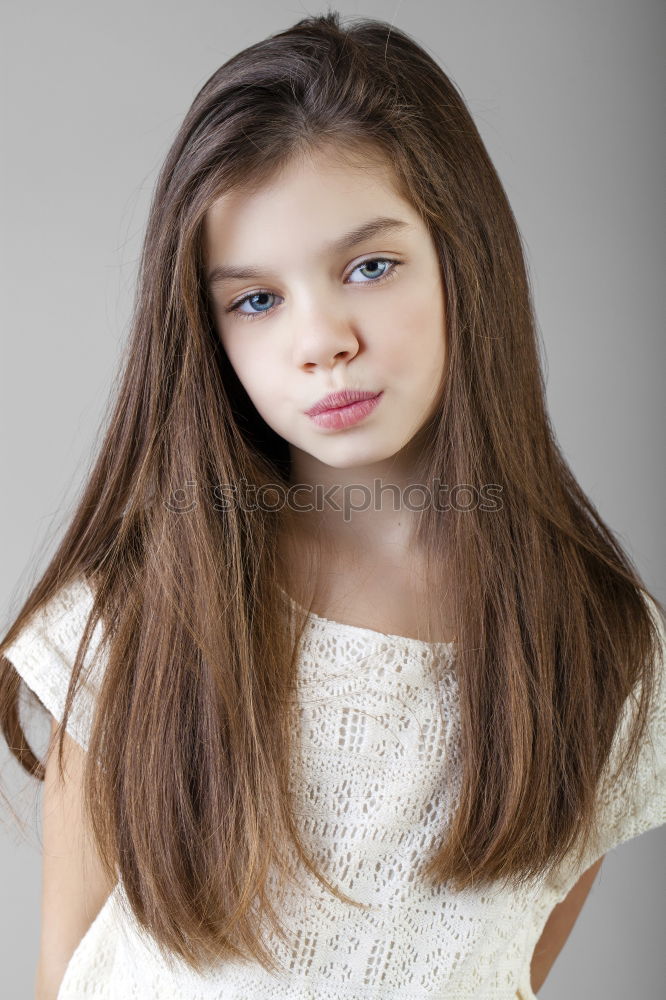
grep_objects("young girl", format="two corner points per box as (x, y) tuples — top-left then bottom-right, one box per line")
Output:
(1, 11), (664, 1000)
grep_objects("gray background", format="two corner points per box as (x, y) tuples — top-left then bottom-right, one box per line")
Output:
(1, 1), (664, 996)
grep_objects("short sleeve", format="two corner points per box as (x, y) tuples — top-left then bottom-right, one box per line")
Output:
(2, 576), (108, 753)
(582, 591), (666, 865)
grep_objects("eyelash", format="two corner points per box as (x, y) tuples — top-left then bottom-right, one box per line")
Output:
(225, 257), (403, 322)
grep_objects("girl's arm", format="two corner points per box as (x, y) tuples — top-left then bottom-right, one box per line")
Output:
(34, 717), (116, 1000)
(529, 855), (605, 994)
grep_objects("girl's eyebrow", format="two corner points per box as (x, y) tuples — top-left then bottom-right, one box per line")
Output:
(206, 215), (412, 289)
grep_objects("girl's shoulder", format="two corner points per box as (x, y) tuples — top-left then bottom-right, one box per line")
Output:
(2, 575), (107, 752)
(584, 590), (666, 864)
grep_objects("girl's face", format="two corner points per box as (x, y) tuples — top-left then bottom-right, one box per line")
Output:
(203, 146), (447, 473)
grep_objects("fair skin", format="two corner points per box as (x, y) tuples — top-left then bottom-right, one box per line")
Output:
(203, 143), (605, 992)
(204, 144), (450, 639)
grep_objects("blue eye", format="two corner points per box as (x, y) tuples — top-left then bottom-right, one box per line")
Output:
(226, 257), (402, 322)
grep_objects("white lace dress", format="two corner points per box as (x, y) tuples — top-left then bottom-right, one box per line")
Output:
(3, 577), (665, 1000)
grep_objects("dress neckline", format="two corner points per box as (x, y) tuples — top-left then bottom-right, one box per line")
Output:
(277, 585), (457, 652)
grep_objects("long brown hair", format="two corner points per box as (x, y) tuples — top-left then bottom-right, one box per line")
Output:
(1, 9), (663, 977)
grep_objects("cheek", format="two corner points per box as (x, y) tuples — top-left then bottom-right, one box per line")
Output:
(378, 296), (446, 379)
(220, 336), (264, 400)
(228, 349), (286, 426)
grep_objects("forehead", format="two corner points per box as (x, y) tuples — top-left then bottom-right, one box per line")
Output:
(202, 146), (416, 258)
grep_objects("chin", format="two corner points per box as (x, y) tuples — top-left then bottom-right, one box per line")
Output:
(317, 444), (403, 470)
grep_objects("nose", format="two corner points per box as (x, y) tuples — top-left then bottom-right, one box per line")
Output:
(290, 300), (360, 371)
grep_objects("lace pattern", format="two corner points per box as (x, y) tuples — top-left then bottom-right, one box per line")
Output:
(3, 578), (664, 999)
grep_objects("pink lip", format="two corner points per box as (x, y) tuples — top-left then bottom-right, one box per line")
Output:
(305, 389), (382, 416)
(307, 391), (383, 430)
